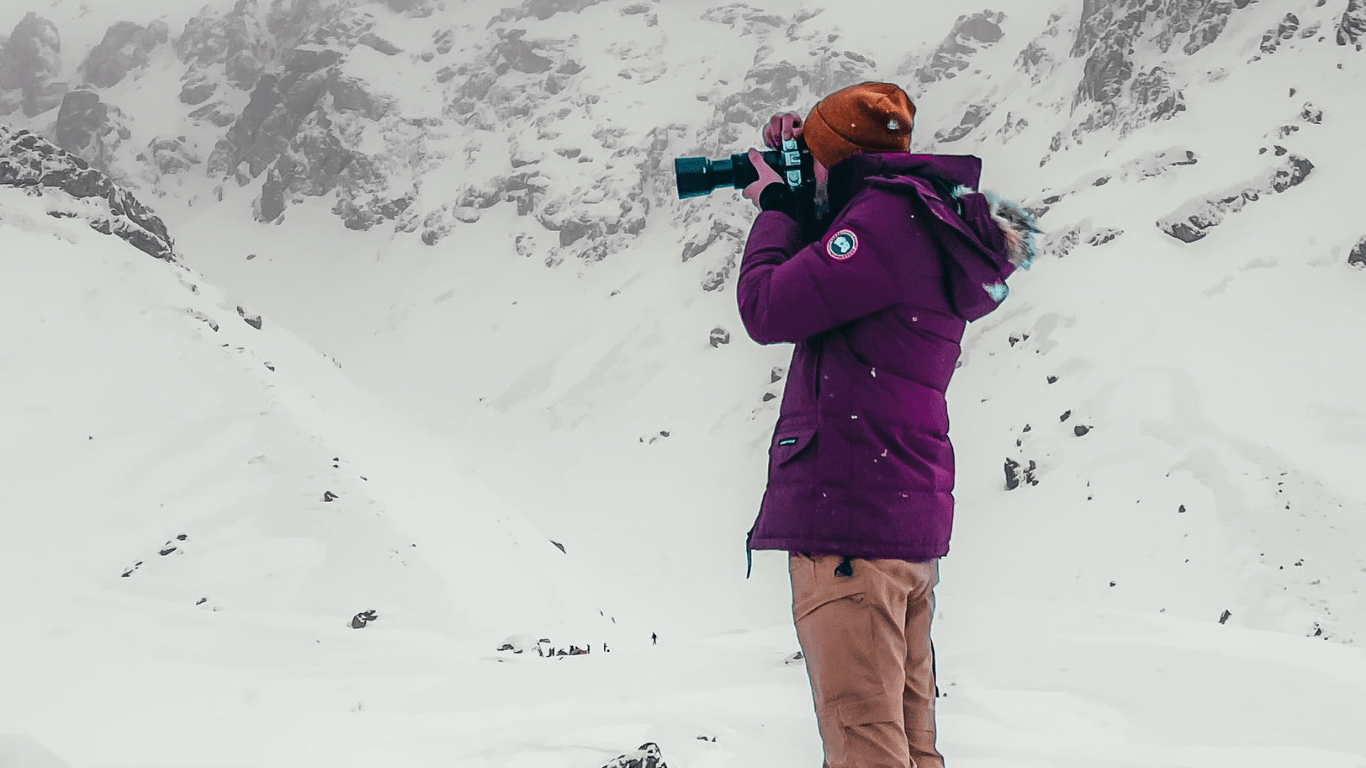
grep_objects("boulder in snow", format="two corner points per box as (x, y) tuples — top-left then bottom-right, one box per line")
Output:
(601, 743), (667, 768)
(1348, 237), (1366, 267)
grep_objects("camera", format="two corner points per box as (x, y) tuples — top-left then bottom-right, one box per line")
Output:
(674, 137), (814, 201)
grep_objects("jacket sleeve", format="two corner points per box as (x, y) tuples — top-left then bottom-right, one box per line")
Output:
(736, 194), (906, 345)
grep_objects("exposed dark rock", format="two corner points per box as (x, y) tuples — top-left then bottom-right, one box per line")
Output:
(143, 135), (202, 175)
(497, 29), (554, 74)
(202, 9), (417, 227)
(995, 113), (1028, 143)
(1004, 458), (1038, 490)
(177, 1), (275, 90)
(179, 78), (219, 105)
(1072, 1), (1244, 138)
(81, 20), (169, 88)
(1043, 224), (1081, 259)
(0, 13), (67, 117)
(350, 609), (378, 628)
(1004, 458), (1021, 490)
(935, 102), (992, 143)
(680, 217), (743, 264)
(600, 743), (667, 768)
(1269, 154), (1313, 192)
(432, 29), (455, 56)
(1173, 1), (1237, 55)
(1300, 102), (1323, 124)
(53, 88), (133, 172)
(190, 101), (239, 127)
(359, 32), (401, 55)
(1261, 13), (1300, 54)
(1340, 0), (1366, 49)
(1088, 228), (1123, 246)
(1, 126), (175, 260)
(1129, 66), (1186, 123)
(53, 88), (109, 155)
(237, 305), (263, 329)
(1015, 40), (1056, 85)
(1158, 154), (1313, 242)
(709, 327), (731, 347)
(1348, 237), (1366, 267)
(912, 11), (1006, 84)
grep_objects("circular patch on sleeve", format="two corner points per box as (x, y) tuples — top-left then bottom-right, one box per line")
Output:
(826, 229), (859, 261)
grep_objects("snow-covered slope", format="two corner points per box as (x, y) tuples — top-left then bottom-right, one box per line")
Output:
(0, 178), (629, 763)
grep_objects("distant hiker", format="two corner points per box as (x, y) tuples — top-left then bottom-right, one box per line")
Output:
(604, 642), (610, 653)
(738, 82), (1035, 768)
(651, 632), (657, 646)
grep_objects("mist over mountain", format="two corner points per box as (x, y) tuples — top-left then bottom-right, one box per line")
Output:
(3, 1), (1366, 766)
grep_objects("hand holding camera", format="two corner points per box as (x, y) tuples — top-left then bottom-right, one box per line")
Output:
(762, 112), (804, 150)
(674, 111), (816, 220)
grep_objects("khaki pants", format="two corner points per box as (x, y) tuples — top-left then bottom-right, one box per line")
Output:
(790, 554), (943, 768)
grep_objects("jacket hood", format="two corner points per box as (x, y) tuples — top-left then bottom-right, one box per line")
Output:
(828, 152), (1039, 322)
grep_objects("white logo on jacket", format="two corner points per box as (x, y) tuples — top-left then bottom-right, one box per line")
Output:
(826, 229), (858, 260)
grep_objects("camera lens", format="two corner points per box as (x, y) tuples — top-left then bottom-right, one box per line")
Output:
(675, 156), (735, 198)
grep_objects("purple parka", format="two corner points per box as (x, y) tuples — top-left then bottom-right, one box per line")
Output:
(738, 152), (1030, 562)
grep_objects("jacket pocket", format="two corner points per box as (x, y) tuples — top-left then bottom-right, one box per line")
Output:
(770, 420), (817, 466)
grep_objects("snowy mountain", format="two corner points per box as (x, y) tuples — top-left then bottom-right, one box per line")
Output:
(3, 0), (1366, 766)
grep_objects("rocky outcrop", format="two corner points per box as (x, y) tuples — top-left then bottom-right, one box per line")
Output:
(140, 136), (202, 175)
(995, 113), (1029, 143)
(1015, 41), (1057, 86)
(0, 125), (174, 260)
(935, 102), (993, 143)
(81, 21), (169, 88)
(176, 0), (276, 91)
(1349, 237), (1366, 267)
(1340, 0), (1366, 49)
(0, 13), (66, 118)
(600, 743), (667, 768)
(1032, 148), (1198, 220)
(1071, 0), (1247, 139)
(52, 88), (132, 173)
(1157, 154), (1313, 243)
(1151, 0), (1239, 56)
(1126, 66), (1186, 127)
(207, 10), (413, 227)
(1262, 14), (1300, 54)
(908, 11), (1006, 84)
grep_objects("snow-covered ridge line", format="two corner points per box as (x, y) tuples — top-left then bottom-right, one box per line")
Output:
(0, 124), (174, 260)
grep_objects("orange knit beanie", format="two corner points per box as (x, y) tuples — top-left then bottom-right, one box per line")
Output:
(803, 82), (916, 168)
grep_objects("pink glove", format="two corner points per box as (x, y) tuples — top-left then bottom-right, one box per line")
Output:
(741, 148), (784, 209)
(762, 112), (804, 149)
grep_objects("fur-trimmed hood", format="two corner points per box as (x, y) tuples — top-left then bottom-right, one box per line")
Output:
(829, 152), (1039, 321)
